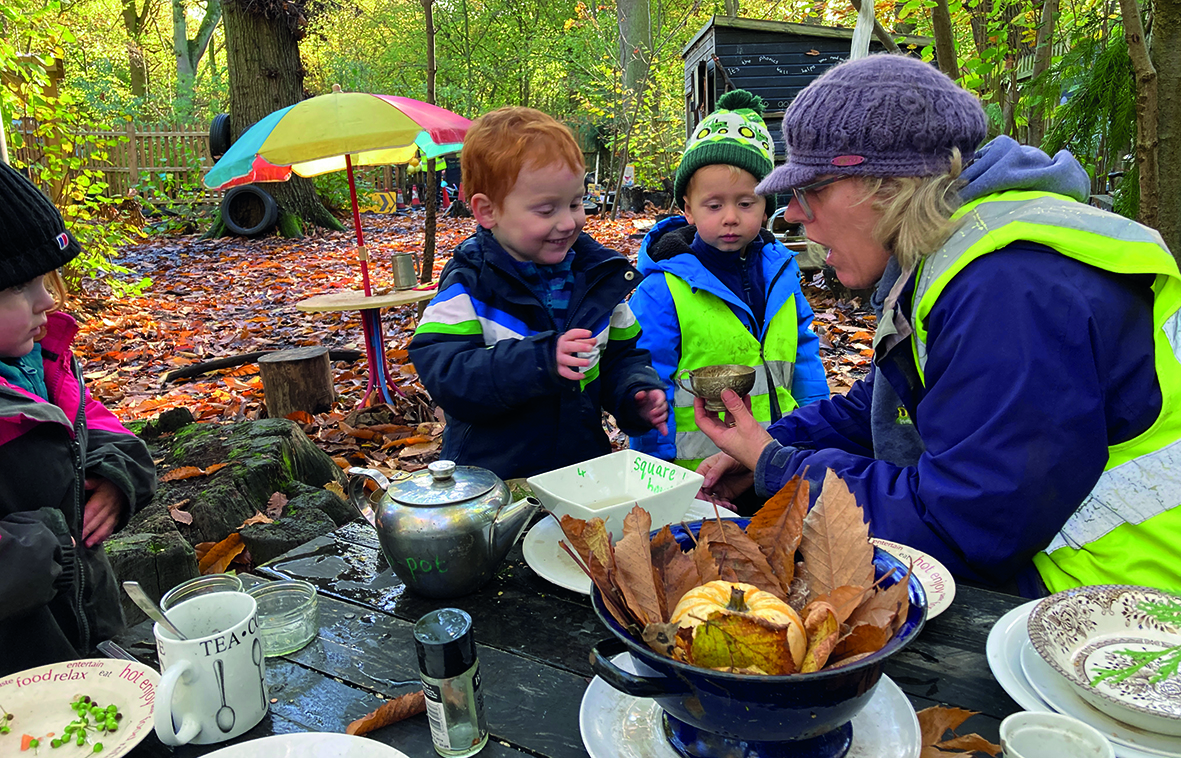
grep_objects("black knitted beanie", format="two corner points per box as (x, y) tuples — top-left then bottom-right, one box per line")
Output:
(0, 162), (81, 290)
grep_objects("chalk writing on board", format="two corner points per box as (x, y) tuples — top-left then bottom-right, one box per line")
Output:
(740, 58), (752, 65)
(776, 67), (792, 75)
(759, 55), (779, 63)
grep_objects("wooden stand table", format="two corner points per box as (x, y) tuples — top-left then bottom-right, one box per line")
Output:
(296, 287), (437, 406)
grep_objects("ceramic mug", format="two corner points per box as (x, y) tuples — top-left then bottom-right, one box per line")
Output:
(153, 591), (269, 746)
(1000, 712), (1114, 758)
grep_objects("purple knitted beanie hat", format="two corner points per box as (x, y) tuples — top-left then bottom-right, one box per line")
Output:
(757, 54), (987, 195)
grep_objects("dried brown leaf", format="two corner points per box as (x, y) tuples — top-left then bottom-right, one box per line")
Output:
(831, 621), (892, 661)
(160, 465), (206, 482)
(936, 734), (1001, 754)
(917, 706), (978, 748)
(265, 492), (288, 519)
(650, 526), (699, 616)
(614, 531), (663, 626)
(345, 690), (427, 735)
(199, 533), (245, 574)
(800, 469), (873, 602)
(240, 511), (274, 527)
(811, 585), (869, 624)
(203, 462), (229, 476)
(692, 525), (720, 585)
(622, 505), (651, 538)
(800, 602), (839, 672)
(746, 474), (808, 593)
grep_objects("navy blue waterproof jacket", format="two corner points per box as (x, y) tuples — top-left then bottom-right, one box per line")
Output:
(753, 137), (1162, 595)
(409, 227), (663, 480)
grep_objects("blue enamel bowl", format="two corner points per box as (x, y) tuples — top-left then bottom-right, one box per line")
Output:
(589, 519), (926, 747)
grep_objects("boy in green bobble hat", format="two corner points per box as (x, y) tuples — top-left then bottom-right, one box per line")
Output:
(628, 90), (827, 494)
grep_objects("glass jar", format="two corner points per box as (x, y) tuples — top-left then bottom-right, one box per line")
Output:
(160, 573), (243, 611)
(247, 579), (319, 656)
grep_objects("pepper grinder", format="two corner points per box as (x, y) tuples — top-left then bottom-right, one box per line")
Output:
(413, 608), (489, 757)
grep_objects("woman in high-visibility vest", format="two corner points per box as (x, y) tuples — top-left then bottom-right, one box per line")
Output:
(695, 54), (1181, 598)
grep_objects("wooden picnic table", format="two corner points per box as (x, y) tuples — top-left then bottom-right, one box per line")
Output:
(116, 519), (1025, 757)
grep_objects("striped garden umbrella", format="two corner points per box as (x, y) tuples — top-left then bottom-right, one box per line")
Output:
(204, 85), (469, 295)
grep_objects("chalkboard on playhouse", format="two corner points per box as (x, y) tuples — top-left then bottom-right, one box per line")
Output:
(682, 16), (934, 162)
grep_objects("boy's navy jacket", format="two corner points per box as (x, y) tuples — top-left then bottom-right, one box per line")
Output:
(628, 216), (829, 460)
(0, 312), (157, 676)
(409, 227), (662, 480)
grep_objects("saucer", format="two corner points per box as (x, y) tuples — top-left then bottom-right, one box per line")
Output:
(579, 654), (920, 758)
(869, 538), (956, 619)
(204, 733), (410, 757)
(523, 500), (739, 595)
(986, 601), (1180, 758)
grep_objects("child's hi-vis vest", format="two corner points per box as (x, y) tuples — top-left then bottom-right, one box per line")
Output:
(903, 190), (1181, 594)
(665, 273), (799, 470)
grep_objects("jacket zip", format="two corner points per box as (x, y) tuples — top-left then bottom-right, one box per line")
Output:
(759, 259), (794, 422)
(68, 356), (90, 652)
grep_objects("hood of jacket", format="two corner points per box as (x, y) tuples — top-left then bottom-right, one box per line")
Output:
(960, 135), (1092, 204)
(636, 215), (795, 304)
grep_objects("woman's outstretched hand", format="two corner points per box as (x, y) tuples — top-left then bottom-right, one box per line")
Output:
(694, 389), (774, 471)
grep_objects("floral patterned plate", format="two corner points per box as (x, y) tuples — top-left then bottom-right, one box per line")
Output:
(1028, 585), (1181, 737)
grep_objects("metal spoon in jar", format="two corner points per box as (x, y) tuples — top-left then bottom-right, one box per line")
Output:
(122, 581), (190, 640)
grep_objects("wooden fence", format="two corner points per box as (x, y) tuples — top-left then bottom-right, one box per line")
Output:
(10, 121), (223, 206)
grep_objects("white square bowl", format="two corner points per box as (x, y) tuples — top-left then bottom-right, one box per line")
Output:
(526, 450), (704, 540)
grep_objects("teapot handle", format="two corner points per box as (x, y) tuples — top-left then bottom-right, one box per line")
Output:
(346, 467), (390, 527)
(672, 368), (694, 395)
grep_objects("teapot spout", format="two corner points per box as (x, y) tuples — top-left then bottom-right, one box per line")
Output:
(346, 467), (391, 528)
(489, 496), (542, 560)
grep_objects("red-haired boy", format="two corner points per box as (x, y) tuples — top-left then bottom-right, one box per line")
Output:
(409, 107), (668, 479)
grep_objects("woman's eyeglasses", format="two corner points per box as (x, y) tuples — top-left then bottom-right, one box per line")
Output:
(791, 175), (851, 221)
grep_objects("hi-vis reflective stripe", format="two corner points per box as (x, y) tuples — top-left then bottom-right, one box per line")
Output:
(416, 284), (531, 344)
(912, 192), (1170, 376)
(609, 304), (641, 341)
(671, 360), (793, 407)
(675, 420), (773, 461)
(1047, 437), (1181, 552)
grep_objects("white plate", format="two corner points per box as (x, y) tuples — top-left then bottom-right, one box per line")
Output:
(523, 501), (740, 595)
(0, 658), (159, 758)
(1020, 636), (1181, 757)
(204, 732), (411, 757)
(869, 538), (956, 619)
(579, 654), (920, 758)
(986, 601), (1180, 758)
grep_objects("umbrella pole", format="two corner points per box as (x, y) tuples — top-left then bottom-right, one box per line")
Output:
(346, 154), (373, 297)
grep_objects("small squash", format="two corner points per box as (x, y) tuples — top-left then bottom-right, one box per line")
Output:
(670, 581), (806, 667)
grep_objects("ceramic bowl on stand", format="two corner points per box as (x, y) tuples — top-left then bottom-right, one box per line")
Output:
(588, 519), (927, 758)
(1027, 584), (1181, 737)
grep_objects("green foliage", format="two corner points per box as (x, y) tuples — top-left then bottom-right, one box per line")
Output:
(314, 169), (377, 215)
(1043, 33), (1134, 158)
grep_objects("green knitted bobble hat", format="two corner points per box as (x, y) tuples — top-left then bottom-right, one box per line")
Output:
(673, 89), (775, 210)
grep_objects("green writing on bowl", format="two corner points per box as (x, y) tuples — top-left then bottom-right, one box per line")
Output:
(405, 556), (448, 581)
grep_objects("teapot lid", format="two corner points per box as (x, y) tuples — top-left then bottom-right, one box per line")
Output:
(389, 460), (499, 506)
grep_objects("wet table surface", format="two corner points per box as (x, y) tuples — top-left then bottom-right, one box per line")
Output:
(117, 520), (1025, 756)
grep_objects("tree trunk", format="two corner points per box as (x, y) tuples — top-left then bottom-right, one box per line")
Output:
(848, 0), (903, 53)
(1025, 0), (1058, 148)
(174, 0), (222, 119)
(617, 0), (651, 97)
(723, 0), (739, 14)
(930, 0), (958, 79)
(221, 0), (339, 233)
(420, 0), (438, 300)
(121, 0), (154, 99)
(1151, 0), (1181, 257)
(1118, 0), (1160, 234)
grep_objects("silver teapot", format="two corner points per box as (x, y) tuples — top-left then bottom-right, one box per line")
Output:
(346, 461), (540, 598)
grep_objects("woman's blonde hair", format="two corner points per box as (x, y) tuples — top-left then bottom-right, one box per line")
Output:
(860, 149), (966, 272)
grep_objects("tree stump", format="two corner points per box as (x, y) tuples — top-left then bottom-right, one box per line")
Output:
(258, 347), (335, 419)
